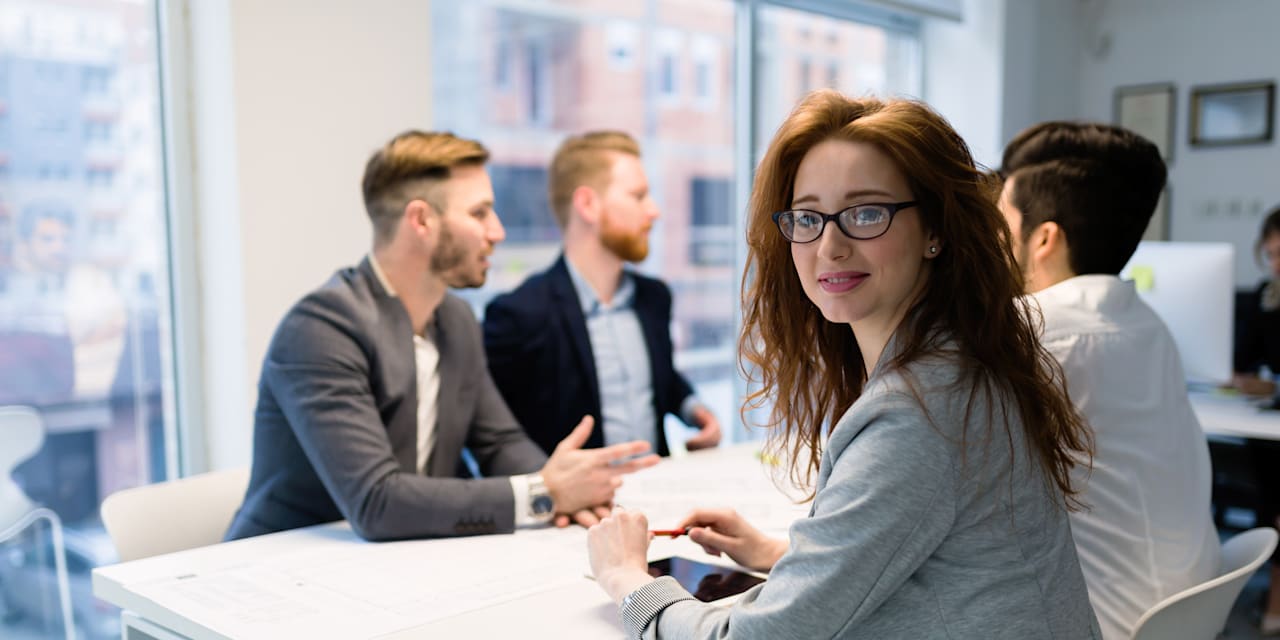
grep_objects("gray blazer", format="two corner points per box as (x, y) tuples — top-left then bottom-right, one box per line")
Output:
(625, 340), (1101, 639)
(225, 258), (547, 541)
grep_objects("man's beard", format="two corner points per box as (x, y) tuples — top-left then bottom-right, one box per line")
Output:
(600, 213), (650, 263)
(431, 223), (486, 288)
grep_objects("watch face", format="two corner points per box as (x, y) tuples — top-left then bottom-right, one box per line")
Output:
(532, 494), (554, 515)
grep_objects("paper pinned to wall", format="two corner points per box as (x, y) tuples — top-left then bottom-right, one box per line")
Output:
(1130, 265), (1156, 292)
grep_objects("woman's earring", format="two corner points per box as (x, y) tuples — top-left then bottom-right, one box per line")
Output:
(929, 246), (938, 254)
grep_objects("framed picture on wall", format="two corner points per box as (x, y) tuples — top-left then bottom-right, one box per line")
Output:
(1190, 80), (1275, 147)
(1115, 83), (1175, 163)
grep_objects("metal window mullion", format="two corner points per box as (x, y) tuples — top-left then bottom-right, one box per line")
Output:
(731, 0), (759, 444)
(155, 0), (206, 478)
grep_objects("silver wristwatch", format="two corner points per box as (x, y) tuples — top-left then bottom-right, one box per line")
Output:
(528, 474), (555, 522)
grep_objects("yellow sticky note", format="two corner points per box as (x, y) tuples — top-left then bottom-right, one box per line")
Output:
(1130, 265), (1155, 292)
(755, 449), (781, 467)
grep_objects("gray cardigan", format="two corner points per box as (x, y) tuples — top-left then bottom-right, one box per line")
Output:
(624, 345), (1101, 639)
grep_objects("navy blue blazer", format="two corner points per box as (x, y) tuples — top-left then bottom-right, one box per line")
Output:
(483, 255), (696, 457)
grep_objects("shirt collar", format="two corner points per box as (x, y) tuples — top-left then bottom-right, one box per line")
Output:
(564, 256), (635, 315)
(1030, 274), (1134, 314)
(368, 253), (397, 297)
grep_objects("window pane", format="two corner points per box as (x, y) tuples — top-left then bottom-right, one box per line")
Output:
(431, 0), (738, 448)
(755, 5), (923, 160)
(0, 1), (175, 638)
(743, 4), (922, 435)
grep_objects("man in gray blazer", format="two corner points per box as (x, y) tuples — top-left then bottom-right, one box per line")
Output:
(226, 131), (659, 542)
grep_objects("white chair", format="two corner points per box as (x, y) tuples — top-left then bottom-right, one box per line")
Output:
(0, 405), (74, 640)
(100, 467), (250, 562)
(1130, 527), (1279, 640)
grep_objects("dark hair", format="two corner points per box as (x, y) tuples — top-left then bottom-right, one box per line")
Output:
(1255, 206), (1280, 265)
(361, 131), (490, 245)
(741, 90), (1092, 509)
(1000, 121), (1166, 275)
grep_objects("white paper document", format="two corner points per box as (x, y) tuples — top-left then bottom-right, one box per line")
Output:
(129, 529), (591, 639)
(616, 444), (811, 534)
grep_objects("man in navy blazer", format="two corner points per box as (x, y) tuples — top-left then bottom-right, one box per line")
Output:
(227, 131), (658, 542)
(484, 131), (720, 457)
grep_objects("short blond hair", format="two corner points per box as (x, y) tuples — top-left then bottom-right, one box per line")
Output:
(362, 130), (489, 245)
(547, 131), (640, 229)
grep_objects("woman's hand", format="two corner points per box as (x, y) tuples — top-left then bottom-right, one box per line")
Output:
(588, 509), (656, 603)
(677, 508), (788, 572)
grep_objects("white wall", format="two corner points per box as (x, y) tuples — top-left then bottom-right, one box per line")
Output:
(998, 0), (1081, 145)
(923, 0), (1089, 173)
(1069, 0), (1280, 287)
(922, 0), (1006, 169)
(183, 0), (435, 470)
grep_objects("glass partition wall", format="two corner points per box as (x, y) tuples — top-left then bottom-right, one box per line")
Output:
(0, 1), (177, 638)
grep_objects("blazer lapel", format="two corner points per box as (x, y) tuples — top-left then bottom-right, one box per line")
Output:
(359, 258), (419, 474)
(550, 257), (600, 406)
(426, 311), (461, 477)
(632, 280), (665, 401)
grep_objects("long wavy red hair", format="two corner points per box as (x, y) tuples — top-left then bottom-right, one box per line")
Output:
(740, 91), (1092, 508)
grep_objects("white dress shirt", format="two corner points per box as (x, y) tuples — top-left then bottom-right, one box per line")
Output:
(1032, 275), (1219, 640)
(412, 334), (440, 474)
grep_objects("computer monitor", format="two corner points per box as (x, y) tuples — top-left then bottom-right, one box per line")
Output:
(1120, 241), (1235, 385)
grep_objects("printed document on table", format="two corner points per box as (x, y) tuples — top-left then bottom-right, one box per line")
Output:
(127, 528), (591, 639)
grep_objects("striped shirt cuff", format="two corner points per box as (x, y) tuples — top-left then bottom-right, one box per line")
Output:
(620, 576), (696, 639)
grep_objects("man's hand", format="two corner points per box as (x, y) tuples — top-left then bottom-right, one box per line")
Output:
(541, 416), (660, 516)
(684, 406), (721, 451)
(554, 505), (612, 528)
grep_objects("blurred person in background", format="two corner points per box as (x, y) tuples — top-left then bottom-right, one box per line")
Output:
(1232, 206), (1280, 635)
(0, 201), (125, 406)
(484, 131), (721, 459)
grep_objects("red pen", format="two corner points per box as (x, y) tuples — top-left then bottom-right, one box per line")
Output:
(650, 528), (690, 537)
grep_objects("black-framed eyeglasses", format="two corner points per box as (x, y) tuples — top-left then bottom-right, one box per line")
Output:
(771, 201), (918, 243)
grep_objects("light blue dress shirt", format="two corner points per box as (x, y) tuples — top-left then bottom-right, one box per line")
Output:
(565, 259), (659, 450)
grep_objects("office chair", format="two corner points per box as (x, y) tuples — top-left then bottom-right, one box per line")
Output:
(100, 467), (250, 562)
(0, 405), (75, 640)
(1130, 527), (1278, 640)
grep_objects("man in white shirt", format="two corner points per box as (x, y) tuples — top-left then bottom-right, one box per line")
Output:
(228, 131), (658, 542)
(997, 121), (1219, 640)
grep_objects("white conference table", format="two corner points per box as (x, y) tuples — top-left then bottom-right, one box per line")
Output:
(93, 443), (809, 640)
(1189, 389), (1280, 441)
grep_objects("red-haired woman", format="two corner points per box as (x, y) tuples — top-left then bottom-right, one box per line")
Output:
(587, 91), (1100, 639)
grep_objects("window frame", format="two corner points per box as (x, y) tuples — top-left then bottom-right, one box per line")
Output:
(730, 0), (922, 440)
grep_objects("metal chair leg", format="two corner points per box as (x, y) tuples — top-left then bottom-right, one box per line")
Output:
(0, 508), (76, 639)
